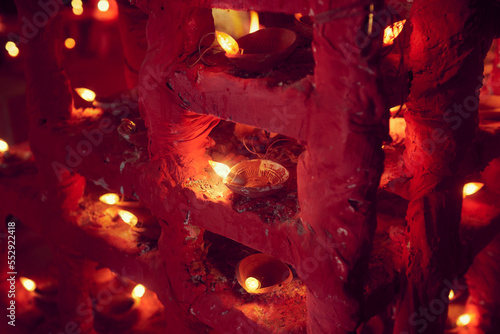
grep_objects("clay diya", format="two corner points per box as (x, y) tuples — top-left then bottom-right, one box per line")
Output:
(236, 253), (292, 294)
(294, 13), (313, 39)
(224, 159), (289, 198)
(219, 28), (297, 73)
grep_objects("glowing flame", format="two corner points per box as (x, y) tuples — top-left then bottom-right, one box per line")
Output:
(97, 0), (110, 12)
(249, 11), (260, 33)
(5, 41), (19, 57)
(463, 182), (484, 198)
(448, 290), (455, 300)
(245, 277), (261, 291)
(118, 210), (138, 226)
(216, 31), (239, 55)
(383, 19), (406, 46)
(20, 277), (36, 292)
(209, 161), (230, 179)
(0, 139), (9, 153)
(456, 313), (472, 327)
(99, 193), (120, 205)
(294, 13), (303, 21)
(131, 284), (145, 299)
(75, 88), (96, 102)
(64, 38), (76, 49)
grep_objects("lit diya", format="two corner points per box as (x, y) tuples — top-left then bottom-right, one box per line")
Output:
(209, 159), (289, 198)
(216, 28), (297, 73)
(236, 253), (292, 294)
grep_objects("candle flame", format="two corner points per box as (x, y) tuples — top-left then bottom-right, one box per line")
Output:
(0, 139), (9, 153)
(383, 19), (406, 46)
(118, 210), (138, 226)
(245, 277), (261, 291)
(216, 31), (239, 55)
(448, 289), (455, 300)
(209, 161), (230, 179)
(456, 313), (472, 327)
(75, 88), (96, 102)
(463, 182), (484, 198)
(99, 193), (120, 205)
(249, 11), (260, 33)
(65, 38), (76, 49)
(131, 284), (145, 299)
(294, 13), (303, 21)
(20, 277), (36, 292)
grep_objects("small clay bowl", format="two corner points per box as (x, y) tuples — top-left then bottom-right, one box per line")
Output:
(294, 14), (314, 39)
(226, 28), (297, 73)
(236, 253), (292, 294)
(224, 159), (289, 198)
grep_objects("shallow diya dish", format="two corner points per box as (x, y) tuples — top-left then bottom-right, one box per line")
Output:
(236, 253), (293, 294)
(225, 28), (297, 73)
(224, 159), (289, 198)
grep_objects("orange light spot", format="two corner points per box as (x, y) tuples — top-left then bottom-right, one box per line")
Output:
(209, 160), (230, 179)
(99, 193), (120, 205)
(131, 284), (145, 299)
(245, 277), (261, 291)
(216, 31), (239, 55)
(64, 38), (76, 49)
(0, 139), (9, 153)
(456, 313), (472, 327)
(118, 210), (138, 226)
(20, 277), (36, 292)
(249, 11), (260, 33)
(463, 182), (484, 198)
(75, 88), (96, 102)
(383, 19), (406, 46)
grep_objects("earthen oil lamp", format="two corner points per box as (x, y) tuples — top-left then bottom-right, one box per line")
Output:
(216, 27), (297, 73)
(209, 159), (289, 198)
(93, 283), (143, 332)
(0, 139), (35, 176)
(236, 253), (292, 294)
(294, 13), (313, 39)
(20, 277), (58, 308)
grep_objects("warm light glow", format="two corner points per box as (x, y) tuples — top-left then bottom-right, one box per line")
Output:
(216, 31), (239, 55)
(294, 13), (303, 21)
(131, 284), (145, 299)
(118, 210), (138, 226)
(5, 41), (19, 58)
(448, 290), (455, 300)
(64, 38), (76, 49)
(20, 277), (36, 292)
(249, 11), (260, 33)
(245, 277), (261, 291)
(97, 0), (110, 12)
(463, 182), (484, 198)
(73, 6), (83, 15)
(456, 313), (472, 327)
(99, 193), (120, 205)
(71, 0), (82, 6)
(209, 161), (231, 179)
(0, 139), (9, 153)
(75, 88), (96, 102)
(383, 19), (406, 46)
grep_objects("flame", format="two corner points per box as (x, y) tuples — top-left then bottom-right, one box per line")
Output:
(249, 11), (260, 33)
(131, 284), (145, 299)
(216, 31), (239, 55)
(245, 277), (261, 291)
(75, 88), (96, 102)
(383, 19), (406, 46)
(97, 0), (109, 12)
(20, 277), (36, 292)
(65, 38), (76, 49)
(456, 313), (472, 327)
(448, 289), (455, 300)
(294, 13), (303, 21)
(118, 210), (138, 226)
(5, 41), (19, 57)
(0, 139), (9, 153)
(209, 161), (230, 179)
(463, 182), (484, 198)
(99, 193), (120, 205)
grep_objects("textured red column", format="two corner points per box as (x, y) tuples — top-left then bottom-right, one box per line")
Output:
(296, 1), (387, 332)
(394, 0), (493, 333)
